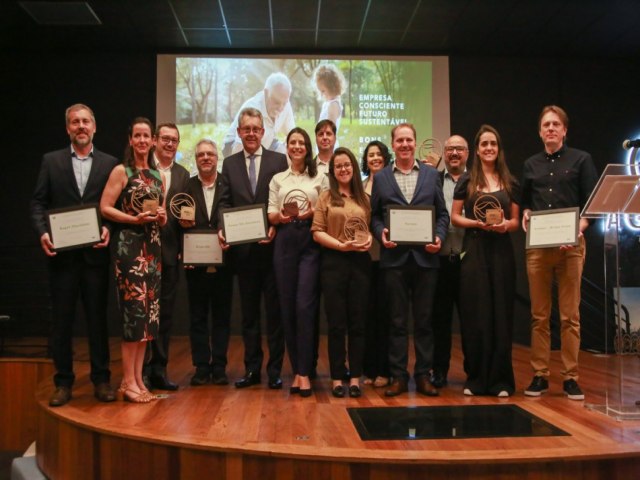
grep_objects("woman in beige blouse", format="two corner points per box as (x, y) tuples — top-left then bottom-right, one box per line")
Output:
(312, 147), (372, 398)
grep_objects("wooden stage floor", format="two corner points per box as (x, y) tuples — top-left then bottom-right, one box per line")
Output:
(35, 335), (640, 479)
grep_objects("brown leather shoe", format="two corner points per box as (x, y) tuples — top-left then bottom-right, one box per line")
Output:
(384, 378), (408, 397)
(49, 386), (71, 407)
(94, 383), (116, 402)
(416, 376), (439, 397)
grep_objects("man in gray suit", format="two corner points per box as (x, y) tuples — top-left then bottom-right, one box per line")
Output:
(31, 104), (118, 406)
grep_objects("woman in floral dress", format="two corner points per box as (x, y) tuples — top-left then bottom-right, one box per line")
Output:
(101, 117), (167, 403)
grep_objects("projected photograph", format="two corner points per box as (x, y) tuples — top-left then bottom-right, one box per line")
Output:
(160, 56), (445, 174)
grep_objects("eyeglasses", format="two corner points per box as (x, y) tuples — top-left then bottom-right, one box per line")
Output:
(239, 127), (263, 135)
(334, 163), (352, 171)
(159, 135), (179, 145)
(444, 146), (467, 153)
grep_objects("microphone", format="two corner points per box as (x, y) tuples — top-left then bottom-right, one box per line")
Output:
(622, 139), (640, 150)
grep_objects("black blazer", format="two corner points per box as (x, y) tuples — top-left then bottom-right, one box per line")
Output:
(218, 148), (288, 270)
(30, 146), (118, 265)
(161, 162), (191, 267)
(184, 174), (224, 231)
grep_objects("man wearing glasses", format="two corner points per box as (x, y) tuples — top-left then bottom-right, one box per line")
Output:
(219, 108), (288, 390)
(143, 123), (190, 391)
(430, 136), (468, 389)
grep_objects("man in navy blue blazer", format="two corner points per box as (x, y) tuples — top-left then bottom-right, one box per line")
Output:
(370, 123), (449, 397)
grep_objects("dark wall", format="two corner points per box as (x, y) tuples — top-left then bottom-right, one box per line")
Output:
(2, 51), (638, 349)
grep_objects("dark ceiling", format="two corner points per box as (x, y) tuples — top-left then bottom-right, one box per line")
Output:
(2, 0), (640, 57)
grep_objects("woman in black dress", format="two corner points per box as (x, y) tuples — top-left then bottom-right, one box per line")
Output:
(451, 124), (520, 397)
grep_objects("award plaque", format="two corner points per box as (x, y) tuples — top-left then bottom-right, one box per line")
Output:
(386, 205), (435, 244)
(343, 217), (370, 244)
(183, 230), (223, 266)
(46, 204), (102, 252)
(473, 194), (502, 224)
(526, 207), (579, 249)
(418, 138), (443, 168)
(484, 209), (502, 225)
(282, 189), (310, 217)
(131, 188), (161, 215)
(170, 193), (196, 221)
(220, 204), (269, 245)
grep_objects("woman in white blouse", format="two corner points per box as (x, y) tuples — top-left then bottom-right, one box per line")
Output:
(268, 127), (329, 397)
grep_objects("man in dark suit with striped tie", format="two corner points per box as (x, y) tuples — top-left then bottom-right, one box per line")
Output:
(218, 107), (288, 390)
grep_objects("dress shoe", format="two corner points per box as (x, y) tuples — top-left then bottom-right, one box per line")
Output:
(349, 385), (362, 398)
(384, 379), (408, 397)
(415, 376), (439, 397)
(150, 374), (179, 391)
(429, 371), (448, 388)
(190, 370), (210, 386)
(211, 373), (229, 386)
(268, 377), (283, 389)
(94, 383), (116, 402)
(332, 385), (345, 398)
(49, 386), (71, 407)
(235, 372), (261, 388)
(299, 388), (313, 398)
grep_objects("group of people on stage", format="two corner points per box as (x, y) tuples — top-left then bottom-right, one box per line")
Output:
(31, 102), (597, 407)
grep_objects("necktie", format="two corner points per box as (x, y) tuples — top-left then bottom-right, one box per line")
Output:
(249, 154), (257, 195)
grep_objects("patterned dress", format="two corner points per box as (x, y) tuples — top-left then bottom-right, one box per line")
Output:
(114, 168), (164, 342)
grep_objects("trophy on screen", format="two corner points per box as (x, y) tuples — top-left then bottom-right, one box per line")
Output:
(473, 194), (502, 225)
(282, 189), (310, 217)
(131, 188), (161, 215)
(169, 193), (196, 221)
(343, 217), (370, 245)
(418, 138), (443, 168)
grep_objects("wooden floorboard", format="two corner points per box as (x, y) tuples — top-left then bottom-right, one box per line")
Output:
(33, 335), (640, 479)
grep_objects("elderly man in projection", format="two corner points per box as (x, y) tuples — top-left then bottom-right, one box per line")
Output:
(222, 72), (296, 157)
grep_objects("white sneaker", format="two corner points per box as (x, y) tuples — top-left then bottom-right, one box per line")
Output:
(497, 390), (509, 398)
(463, 388), (473, 396)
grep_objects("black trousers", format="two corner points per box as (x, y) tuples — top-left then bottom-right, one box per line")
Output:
(185, 266), (233, 375)
(145, 262), (179, 376)
(431, 254), (461, 376)
(362, 262), (390, 379)
(385, 260), (438, 381)
(236, 263), (284, 379)
(321, 250), (370, 380)
(273, 222), (320, 377)
(458, 230), (516, 395)
(49, 253), (111, 387)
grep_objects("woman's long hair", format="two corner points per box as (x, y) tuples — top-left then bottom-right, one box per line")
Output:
(467, 124), (514, 198)
(327, 147), (370, 214)
(286, 127), (317, 177)
(360, 140), (392, 176)
(123, 117), (156, 172)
